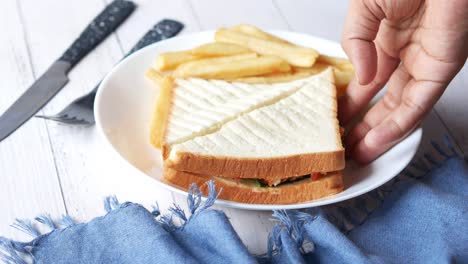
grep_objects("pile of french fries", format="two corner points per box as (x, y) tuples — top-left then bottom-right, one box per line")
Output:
(146, 24), (354, 96)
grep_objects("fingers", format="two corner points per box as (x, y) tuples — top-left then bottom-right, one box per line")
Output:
(339, 45), (399, 125)
(341, 0), (386, 85)
(350, 80), (445, 164)
(343, 39), (377, 85)
(345, 64), (411, 151)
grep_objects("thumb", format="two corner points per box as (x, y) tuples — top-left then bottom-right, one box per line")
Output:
(341, 0), (386, 85)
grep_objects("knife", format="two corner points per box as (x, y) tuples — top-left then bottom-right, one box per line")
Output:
(36, 19), (184, 125)
(0, 0), (136, 142)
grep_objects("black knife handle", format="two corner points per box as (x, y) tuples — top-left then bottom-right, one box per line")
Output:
(59, 0), (136, 68)
(80, 19), (184, 112)
(126, 19), (184, 56)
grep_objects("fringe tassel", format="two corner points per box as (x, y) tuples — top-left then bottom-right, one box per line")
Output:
(59, 215), (76, 228)
(196, 181), (219, 212)
(35, 214), (56, 230)
(157, 180), (220, 231)
(158, 214), (176, 232)
(0, 238), (27, 264)
(104, 195), (120, 212)
(442, 134), (454, 151)
(1, 213), (76, 263)
(431, 141), (451, 158)
(168, 204), (188, 222)
(424, 153), (439, 166)
(268, 210), (316, 257)
(11, 219), (40, 238)
(187, 184), (202, 215)
(410, 158), (430, 172)
(267, 225), (282, 257)
(151, 203), (160, 217)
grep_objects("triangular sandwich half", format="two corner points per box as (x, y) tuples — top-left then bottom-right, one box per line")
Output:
(153, 69), (344, 181)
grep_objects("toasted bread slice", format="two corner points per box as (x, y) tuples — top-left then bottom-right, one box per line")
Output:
(164, 168), (344, 204)
(162, 69), (344, 178)
(157, 76), (314, 150)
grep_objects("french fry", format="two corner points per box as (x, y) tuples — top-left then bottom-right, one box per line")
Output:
(292, 63), (330, 75)
(231, 23), (290, 44)
(215, 28), (319, 67)
(145, 68), (165, 85)
(334, 67), (354, 97)
(232, 72), (313, 84)
(232, 62), (331, 84)
(176, 52), (257, 65)
(173, 55), (291, 79)
(294, 63), (354, 96)
(172, 53), (258, 79)
(317, 55), (354, 71)
(190, 42), (252, 57)
(150, 76), (174, 149)
(155, 51), (199, 71)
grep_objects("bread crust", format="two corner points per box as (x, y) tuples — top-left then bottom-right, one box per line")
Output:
(166, 149), (345, 179)
(164, 168), (344, 204)
(328, 70), (345, 150)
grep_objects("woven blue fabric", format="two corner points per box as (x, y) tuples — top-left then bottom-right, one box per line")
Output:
(1, 147), (467, 264)
(270, 156), (468, 264)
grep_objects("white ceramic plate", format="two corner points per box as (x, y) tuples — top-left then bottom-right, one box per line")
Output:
(95, 30), (422, 210)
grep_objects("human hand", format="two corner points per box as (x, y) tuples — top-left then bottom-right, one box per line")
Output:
(340, 0), (468, 164)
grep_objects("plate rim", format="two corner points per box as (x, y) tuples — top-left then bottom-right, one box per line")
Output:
(95, 30), (423, 211)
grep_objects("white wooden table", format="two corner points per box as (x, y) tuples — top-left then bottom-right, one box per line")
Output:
(1, 0), (466, 255)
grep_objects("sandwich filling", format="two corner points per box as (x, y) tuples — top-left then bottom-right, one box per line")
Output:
(229, 172), (326, 187)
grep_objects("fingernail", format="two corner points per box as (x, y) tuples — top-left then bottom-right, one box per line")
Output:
(348, 54), (364, 85)
(364, 131), (378, 149)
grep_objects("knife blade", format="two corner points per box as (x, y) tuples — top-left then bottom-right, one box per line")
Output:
(0, 0), (135, 142)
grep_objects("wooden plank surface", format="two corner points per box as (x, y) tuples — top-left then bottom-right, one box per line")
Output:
(0, 0), (67, 241)
(16, 0), (192, 222)
(0, 0), (466, 256)
(17, 0), (126, 222)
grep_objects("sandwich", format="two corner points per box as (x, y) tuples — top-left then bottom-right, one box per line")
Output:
(151, 68), (345, 204)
